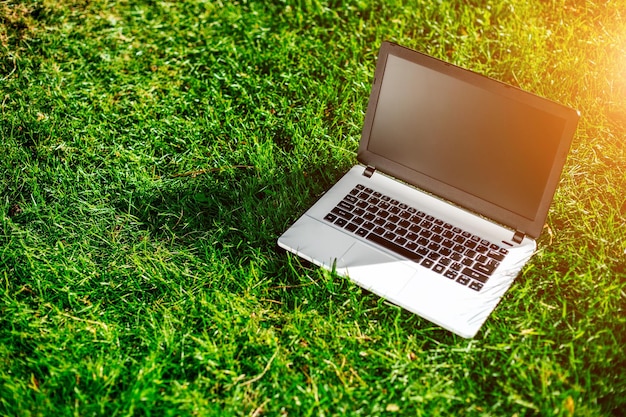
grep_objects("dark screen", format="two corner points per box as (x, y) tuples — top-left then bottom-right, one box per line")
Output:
(368, 55), (567, 220)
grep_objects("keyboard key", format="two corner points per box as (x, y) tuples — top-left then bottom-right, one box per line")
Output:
(332, 207), (353, 220)
(456, 275), (470, 286)
(474, 262), (497, 276)
(324, 213), (337, 222)
(469, 281), (483, 291)
(444, 270), (458, 279)
(421, 258), (434, 268)
(366, 233), (422, 261)
(462, 267), (489, 283)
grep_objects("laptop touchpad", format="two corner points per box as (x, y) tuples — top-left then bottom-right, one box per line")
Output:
(336, 242), (416, 297)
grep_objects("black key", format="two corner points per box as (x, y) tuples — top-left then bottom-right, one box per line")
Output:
(451, 253), (463, 262)
(427, 242), (440, 252)
(465, 249), (477, 259)
(452, 244), (465, 254)
(417, 237), (429, 247)
(461, 258), (474, 267)
(464, 240), (477, 249)
(432, 234), (443, 243)
(374, 217), (386, 226)
(419, 229), (433, 238)
(421, 258), (434, 269)
(420, 220), (433, 229)
(378, 210), (390, 219)
(355, 184), (365, 190)
(444, 270), (458, 279)
(469, 281), (483, 291)
(474, 263), (497, 276)
(406, 232), (419, 241)
(451, 262), (463, 271)
(416, 247), (429, 256)
(350, 188), (360, 196)
(378, 201), (390, 210)
(354, 208), (365, 216)
(409, 224), (422, 233)
(345, 223), (358, 232)
(439, 248), (452, 257)
(356, 228), (368, 237)
(364, 187), (373, 194)
(335, 218), (347, 227)
(433, 264), (446, 274)
(389, 206), (401, 215)
(425, 215), (434, 221)
(476, 245), (489, 254)
(462, 267), (489, 283)
(396, 227), (408, 237)
(487, 251), (505, 262)
(363, 221), (375, 230)
(353, 217), (364, 225)
(443, 230), (455, 239)
(439, 257), (452, 266)
(373, 191), (382, 198)
(364, 212), (375, 221)
(399, 220), (411, 229)
(324, 213), (337, 222)
(400, 211), (411, 220)
(442, 239), (454, 248)
(366, 233), (423, 261)
(406, 242), (418, 251)
(427, 252), (440, 261)
(432, 225), (444, 235)
(394, 236), (407, 246)
(456, 275), (470, 286)
(388, 215), (401, 224)
(434, 219), (444, 226)
(332, 207), (353, 220)
(476, 254), (488, 264)
(384, 222), (396, 231)
(345, 194), (358, 204)
(453, 235), (466, 244)
(383, 231), (397, 241)
(373, 226), (385, 235)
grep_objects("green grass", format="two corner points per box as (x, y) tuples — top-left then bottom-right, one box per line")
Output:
(1, 0), (625, 415)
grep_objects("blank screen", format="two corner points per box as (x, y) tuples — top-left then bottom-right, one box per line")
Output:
(367, 55), (567, 220)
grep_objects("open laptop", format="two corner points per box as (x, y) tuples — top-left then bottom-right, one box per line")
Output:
(278, 41), (579, 338)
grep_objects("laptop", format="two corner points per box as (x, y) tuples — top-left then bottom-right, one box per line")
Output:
(278, 41), (579, 338)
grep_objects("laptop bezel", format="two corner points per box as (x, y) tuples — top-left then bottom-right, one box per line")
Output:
(357, 41), (579, 239)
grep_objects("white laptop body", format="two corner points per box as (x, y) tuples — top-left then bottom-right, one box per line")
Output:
(278, 42), (579, 338)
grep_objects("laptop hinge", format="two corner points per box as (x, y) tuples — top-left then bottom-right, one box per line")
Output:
(363, 165), (376, 178)
(512, 230), (525, 244)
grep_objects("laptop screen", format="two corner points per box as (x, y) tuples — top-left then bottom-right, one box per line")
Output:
(358, 43), (579, 238)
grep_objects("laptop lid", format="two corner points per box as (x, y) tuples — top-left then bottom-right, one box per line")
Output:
(357, 42), (579, 239)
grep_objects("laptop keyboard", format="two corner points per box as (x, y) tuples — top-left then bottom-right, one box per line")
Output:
(323, 184), (509, 292)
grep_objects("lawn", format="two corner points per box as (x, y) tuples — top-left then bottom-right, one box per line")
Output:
(1, 0), (625, 415)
